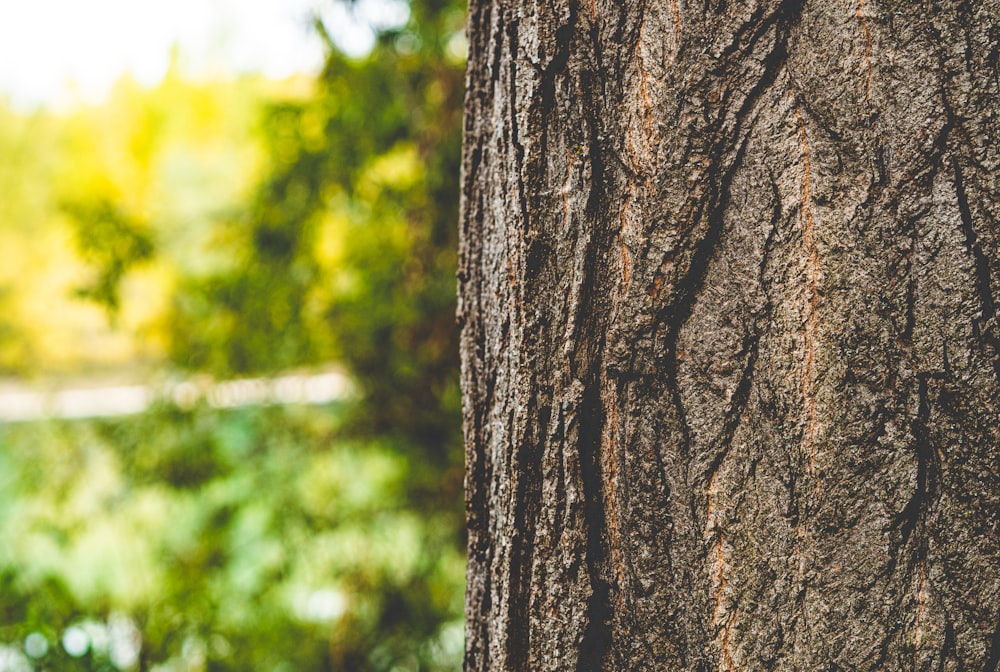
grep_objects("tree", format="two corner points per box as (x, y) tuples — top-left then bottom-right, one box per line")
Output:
(458, 0), (1000, 668)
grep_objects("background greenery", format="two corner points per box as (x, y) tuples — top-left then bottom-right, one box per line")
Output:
(0, 0), (466, 669)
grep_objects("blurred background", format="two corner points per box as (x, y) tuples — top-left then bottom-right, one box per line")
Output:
(0, 0), (466, 669)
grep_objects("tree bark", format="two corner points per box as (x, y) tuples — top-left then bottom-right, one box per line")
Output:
(458, 0), (1000, 669)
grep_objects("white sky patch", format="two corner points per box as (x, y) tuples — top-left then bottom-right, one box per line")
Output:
(320, 0), (410, 55)
(0, 0), (409, 108)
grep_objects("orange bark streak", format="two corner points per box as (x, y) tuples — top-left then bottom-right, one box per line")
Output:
(856, 0), (874, 100)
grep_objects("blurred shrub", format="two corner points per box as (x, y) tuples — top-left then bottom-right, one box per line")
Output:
(168, 17), (466, 466)
(0, 402), (465, 671)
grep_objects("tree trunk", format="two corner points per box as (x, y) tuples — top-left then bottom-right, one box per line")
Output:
(457, 0), (1000, 668)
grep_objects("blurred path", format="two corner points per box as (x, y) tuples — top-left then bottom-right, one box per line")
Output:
(0, 371), (352, 422)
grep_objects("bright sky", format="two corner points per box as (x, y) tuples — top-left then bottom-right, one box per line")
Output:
(0, 0), (409, 108)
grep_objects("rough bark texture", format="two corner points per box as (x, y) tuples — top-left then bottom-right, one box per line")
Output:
(457, 0), (1000, 669)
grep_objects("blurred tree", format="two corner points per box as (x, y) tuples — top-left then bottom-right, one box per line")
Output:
(169, 1), (466, 469)
(0, 65), (267, 375)
(62, 196), (153, 312)
(0, 403), (465, 671)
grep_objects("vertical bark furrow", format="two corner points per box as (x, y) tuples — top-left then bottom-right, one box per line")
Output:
(952, 157), (1000, 382)
(575, 379), (612, 672)
(985, 616), (1000, 672)
(894, 373), (938, 549)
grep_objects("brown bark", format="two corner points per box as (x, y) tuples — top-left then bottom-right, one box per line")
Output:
(458, 0), (1000, 669)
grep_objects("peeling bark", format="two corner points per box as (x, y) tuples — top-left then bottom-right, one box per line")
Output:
(458, 0), (1000, 669)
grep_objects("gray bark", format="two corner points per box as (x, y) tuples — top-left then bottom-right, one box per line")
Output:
(457, 0), (1000, 669)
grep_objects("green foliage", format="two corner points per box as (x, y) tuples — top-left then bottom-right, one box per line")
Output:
(0, 64), (270, 374)
(168, 1), (466, 466)
(0, 403), (464, 670)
